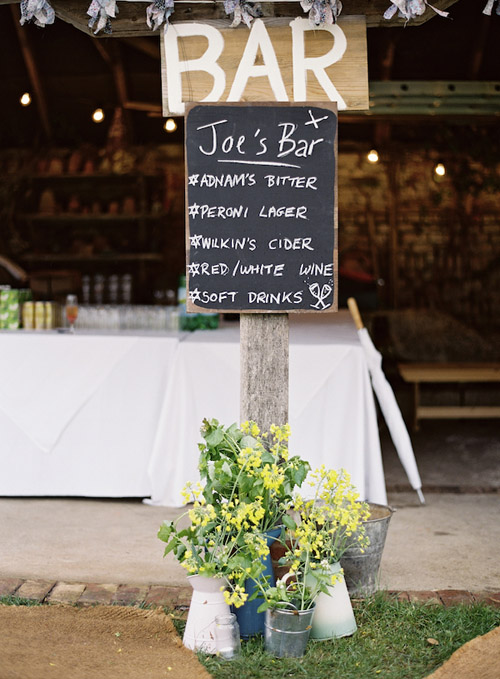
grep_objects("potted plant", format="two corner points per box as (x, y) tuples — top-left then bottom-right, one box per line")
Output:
(196, 418), (311, 637)
(296, 466), (370, 640)
(248, 507), (332, 658)
(248, 465), (370, 654)
(198, 419), (310, 533)
(158, 418), (311, 647)
(158, 479), (270, 653)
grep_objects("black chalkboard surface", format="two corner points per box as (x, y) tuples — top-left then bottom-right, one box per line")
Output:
(185, 103), (337, 313)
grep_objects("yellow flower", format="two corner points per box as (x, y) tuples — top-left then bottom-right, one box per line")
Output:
(250, 423), (260, 437)
(223, 585), (248, 608)
(261, 463), (285, 492)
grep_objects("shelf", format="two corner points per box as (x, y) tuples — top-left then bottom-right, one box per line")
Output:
(8, 155), (176, 303)
(20, 253), (164, 263)
(19, 213), (168, 222)
(28, 172), (161, 181)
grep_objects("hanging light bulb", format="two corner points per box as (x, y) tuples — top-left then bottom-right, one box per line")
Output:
(164, 118), (177, 133)
(92, 108), (105, 123)
(434, 162), (446, 177)
(20, 92), (31, 107)
(367, 149), (379, 164)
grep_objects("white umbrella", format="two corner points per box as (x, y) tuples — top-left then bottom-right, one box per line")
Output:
(348, 298), (425, 504)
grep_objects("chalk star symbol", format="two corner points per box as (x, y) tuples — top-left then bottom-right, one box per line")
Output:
(189, 287), (201, 303)
(188, 202), (200, 218)
(305, 109), (329, 128)
(187, 263), (200, 276)
(188, 174), (200, 186)
(189, 234), (202, 248)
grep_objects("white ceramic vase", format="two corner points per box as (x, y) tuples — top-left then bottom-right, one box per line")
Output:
(183, 574), (231, 654)
(310, 562), (357, 640)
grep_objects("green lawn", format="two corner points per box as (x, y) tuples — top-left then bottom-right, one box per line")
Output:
(198, 595), (500, 679)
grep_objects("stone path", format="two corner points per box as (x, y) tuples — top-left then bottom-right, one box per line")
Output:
(1, 578), (499, 610)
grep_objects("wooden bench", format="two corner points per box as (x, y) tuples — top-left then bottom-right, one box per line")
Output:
(397, 362), (500, 431)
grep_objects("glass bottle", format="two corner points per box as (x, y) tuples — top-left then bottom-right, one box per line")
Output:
(215, 613), (241, 660)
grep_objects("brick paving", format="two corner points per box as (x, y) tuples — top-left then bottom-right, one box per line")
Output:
(1, 577), (499, 610)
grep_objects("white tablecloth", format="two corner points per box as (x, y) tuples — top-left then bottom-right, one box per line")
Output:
(147, 312), (387, 506)
(0, 332), (181, 497)
(0, 313), (387, 505)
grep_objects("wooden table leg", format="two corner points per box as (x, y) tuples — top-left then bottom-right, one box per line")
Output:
(413, 382), (420, 432)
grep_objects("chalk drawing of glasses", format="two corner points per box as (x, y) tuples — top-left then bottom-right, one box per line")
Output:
(309, 283), (332, 310)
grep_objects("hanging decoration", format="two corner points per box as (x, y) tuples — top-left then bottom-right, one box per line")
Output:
(482, 0), (500, 15)
(146, 0), (175, 30)
(223, 0), (262, 28)
(300, 0), (343, 26)
(87, 0), (118, 35)
(16, 0), (498, 33)
(384, 0), (449, 21)
(19, 0), (55, 27)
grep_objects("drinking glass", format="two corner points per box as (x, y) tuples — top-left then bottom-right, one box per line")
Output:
(65, 294), (79, 333)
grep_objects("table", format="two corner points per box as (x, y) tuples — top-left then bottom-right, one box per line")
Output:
(0, 312), (387, 506)
(0, 331), (181, 497)
(398, 362), (500, 431)
(146, 312), (387, 506)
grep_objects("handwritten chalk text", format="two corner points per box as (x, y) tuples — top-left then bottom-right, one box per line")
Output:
(248, 291), (303, 305)
(232, 261), (284, 276)
(268, 237), (313, 250)
(259, 205), (307, 219)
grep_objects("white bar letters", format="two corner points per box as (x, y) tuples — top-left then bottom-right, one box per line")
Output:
(164, 23), (226, 115)
(164, 19), (349, 114)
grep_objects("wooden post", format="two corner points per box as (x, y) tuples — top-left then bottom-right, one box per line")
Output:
(240, 314), (289, 431)
(387, 159), (399, 309)
(11, 5), (52, 141)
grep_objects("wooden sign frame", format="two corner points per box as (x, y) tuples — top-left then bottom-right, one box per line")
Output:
(184, 101), (338, 314)
(162, 16), (368, 115)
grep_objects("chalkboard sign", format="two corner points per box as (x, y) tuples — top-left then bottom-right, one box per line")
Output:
(185, 103), (337, 313)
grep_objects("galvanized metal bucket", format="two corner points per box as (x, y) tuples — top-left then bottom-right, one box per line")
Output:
(340, 503), (394, 597)
(264, 606), (315, 658)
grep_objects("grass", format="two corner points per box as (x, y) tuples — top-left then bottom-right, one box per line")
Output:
(196, 595), (500, 679)
(2, 594), (499, 679)
(0, 595), (43, 606)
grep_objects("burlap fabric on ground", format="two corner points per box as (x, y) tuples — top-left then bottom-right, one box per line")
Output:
(426, 625), (500, 679)
(0, 604), (212, 679)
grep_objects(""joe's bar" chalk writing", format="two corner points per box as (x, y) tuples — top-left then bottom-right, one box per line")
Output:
(185, 103), (338, 313)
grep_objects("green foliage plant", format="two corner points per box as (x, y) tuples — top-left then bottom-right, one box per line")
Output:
(158, 419), (311, 608)
(250, 467), (370, 612)
(297, 465), (370, 564)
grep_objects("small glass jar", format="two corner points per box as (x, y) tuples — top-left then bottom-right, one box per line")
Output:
(215, 613), (241, 660)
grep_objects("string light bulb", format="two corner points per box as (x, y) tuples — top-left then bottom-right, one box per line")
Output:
(434, 162), (446, 177)
(92, 108), (105, 123)
(367, 149), (379, 164)
(164, 118), (177, 133)
(20, 92), (31, 107)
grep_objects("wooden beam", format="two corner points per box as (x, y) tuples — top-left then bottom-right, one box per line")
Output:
(48, 0), (460, 36)
(468, 14), (491, 79)
(240, 314), (289, 432)
(10, 4), (52, 140)
(120, 37), (160, 60)
(373, 36), (396, 146)
(109, 42), (129, 107)
(92, 38), (135, 140)
(123, 100), (162, 113)
(92, 37), (113, 69)
(387, 160), (400, 309)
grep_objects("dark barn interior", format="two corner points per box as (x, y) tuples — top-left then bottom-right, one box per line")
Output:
(0, 0), (499, 348)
